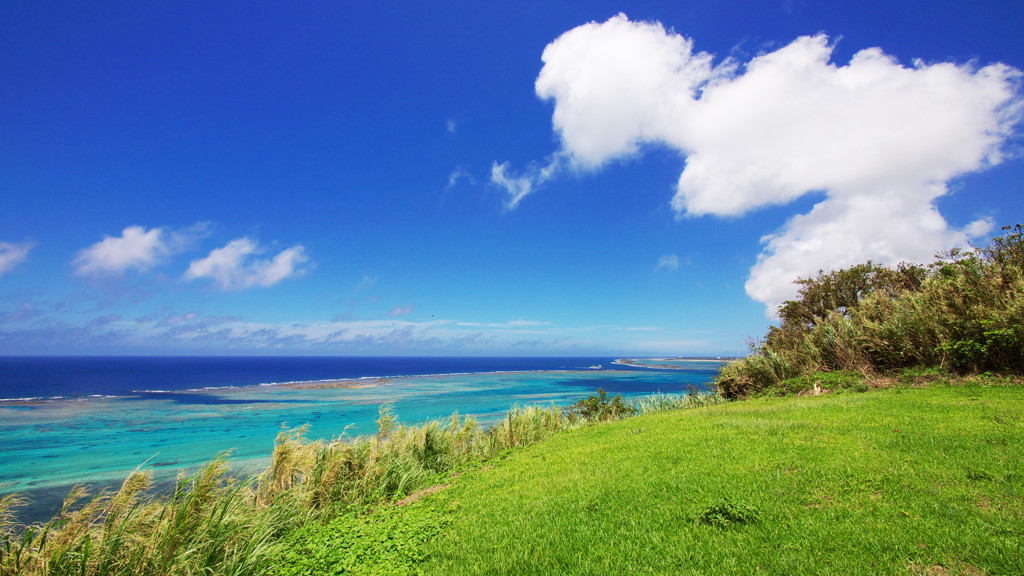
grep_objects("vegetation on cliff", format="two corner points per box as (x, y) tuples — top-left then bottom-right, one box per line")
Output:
(716, 224), (1024, 398)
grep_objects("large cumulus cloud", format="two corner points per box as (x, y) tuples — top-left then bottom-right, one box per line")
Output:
(497, 14), (1022, 314)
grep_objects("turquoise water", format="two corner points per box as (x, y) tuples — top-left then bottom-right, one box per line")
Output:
(1, 363), (721, 516)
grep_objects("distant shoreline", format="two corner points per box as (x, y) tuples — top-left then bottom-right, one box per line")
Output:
(271, 369), (624, 391)
(613, 357), (736, 369)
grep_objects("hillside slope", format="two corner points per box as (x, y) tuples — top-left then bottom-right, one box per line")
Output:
(420, 383), (1023, 575)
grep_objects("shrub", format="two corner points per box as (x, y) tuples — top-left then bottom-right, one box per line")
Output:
(770, 370), (867, 396)
(564, 388), (636, 422)
(715, 349), (797, 399)
(696, 498), (760, 527)
(716, 224), (1024, 397)
(897, 365), (948, 386)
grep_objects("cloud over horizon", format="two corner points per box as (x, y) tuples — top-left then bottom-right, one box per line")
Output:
(0, 303), (711, 355)
(498, 14), (1023, 314)
(185, 237), (310, 290)
(73, 224), (210, 276)
(387, 304), (415, 317)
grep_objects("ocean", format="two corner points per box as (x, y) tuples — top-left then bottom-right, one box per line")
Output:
(0, 356), (723, 522)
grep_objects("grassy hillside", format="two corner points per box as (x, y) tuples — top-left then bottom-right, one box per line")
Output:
(417, 381), (1022, 575)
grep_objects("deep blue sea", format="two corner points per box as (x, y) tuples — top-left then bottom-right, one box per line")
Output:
(0, 356), (632, 401)
(0, 356), (723, 523)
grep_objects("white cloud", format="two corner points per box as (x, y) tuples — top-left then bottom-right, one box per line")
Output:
(0, 304), (727, 355)
(745, 195), (994, 308)
(535, 14), (723, 170)
(355, 274), (379, 292)
(454, 320), (552, 329)
(447, 166), (476, 189)
(514, 14), (1022, 314)
(656, 254), (681, 272)
(491, 158), (561, 209)
(671, 37), (1019, 218)
(387, 304), (415, 317)
(74, 224), (209, 276)
(506, 320), (551, 327)
(185, 237), (310, 290)
(0, 241), (33, 275)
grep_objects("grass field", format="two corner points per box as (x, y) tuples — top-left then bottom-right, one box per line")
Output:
(289, 381), (1024, 576)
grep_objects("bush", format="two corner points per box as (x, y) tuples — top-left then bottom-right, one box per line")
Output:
(767, 370), (866, 396)
(716, 225), (1024, 397)
(715, 349), (798, 399)
(897, 366), (948, 386)
(564, 388), (636, 422)
(696, 498), (760, 527)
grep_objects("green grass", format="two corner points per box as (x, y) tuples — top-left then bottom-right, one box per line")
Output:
(414, 382), (1023, 575)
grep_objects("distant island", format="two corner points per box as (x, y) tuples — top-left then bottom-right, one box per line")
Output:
(614, 357), (739, 369)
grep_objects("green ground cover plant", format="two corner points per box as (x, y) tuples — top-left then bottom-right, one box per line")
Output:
(274, 501), (449, 576)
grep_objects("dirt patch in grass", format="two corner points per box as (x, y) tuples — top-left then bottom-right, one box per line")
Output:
(910, 563), (986, 576)
(396, 484), (448, 506)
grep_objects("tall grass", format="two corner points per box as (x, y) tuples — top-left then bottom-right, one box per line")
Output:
(632, 390), (727, 413)
(0, 460), (283, 576)
(1, 390), (717, 575)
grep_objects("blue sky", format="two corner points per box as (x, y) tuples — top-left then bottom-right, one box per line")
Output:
(1, 1), (1022, 356)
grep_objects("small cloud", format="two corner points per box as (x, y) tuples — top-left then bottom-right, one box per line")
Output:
(185, 237), (310, 290)
(490, 162), (533, 209)
(0, 241), (33, 275)
(355, 274), (378, 292)
(73, 223), (210, 276)
(0, 301), (39, 323)
(446, 118), (459, 134)
(656, 254), (681, 272)
(447, 166), (476, 189)
(75, 226), (166, 275)
(387, 304), (415, 317)
(490, 158), (561, 210)
(506, 320), (551, 327)
(964, 217), (995, 239)
(455, 320), (549, 328)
